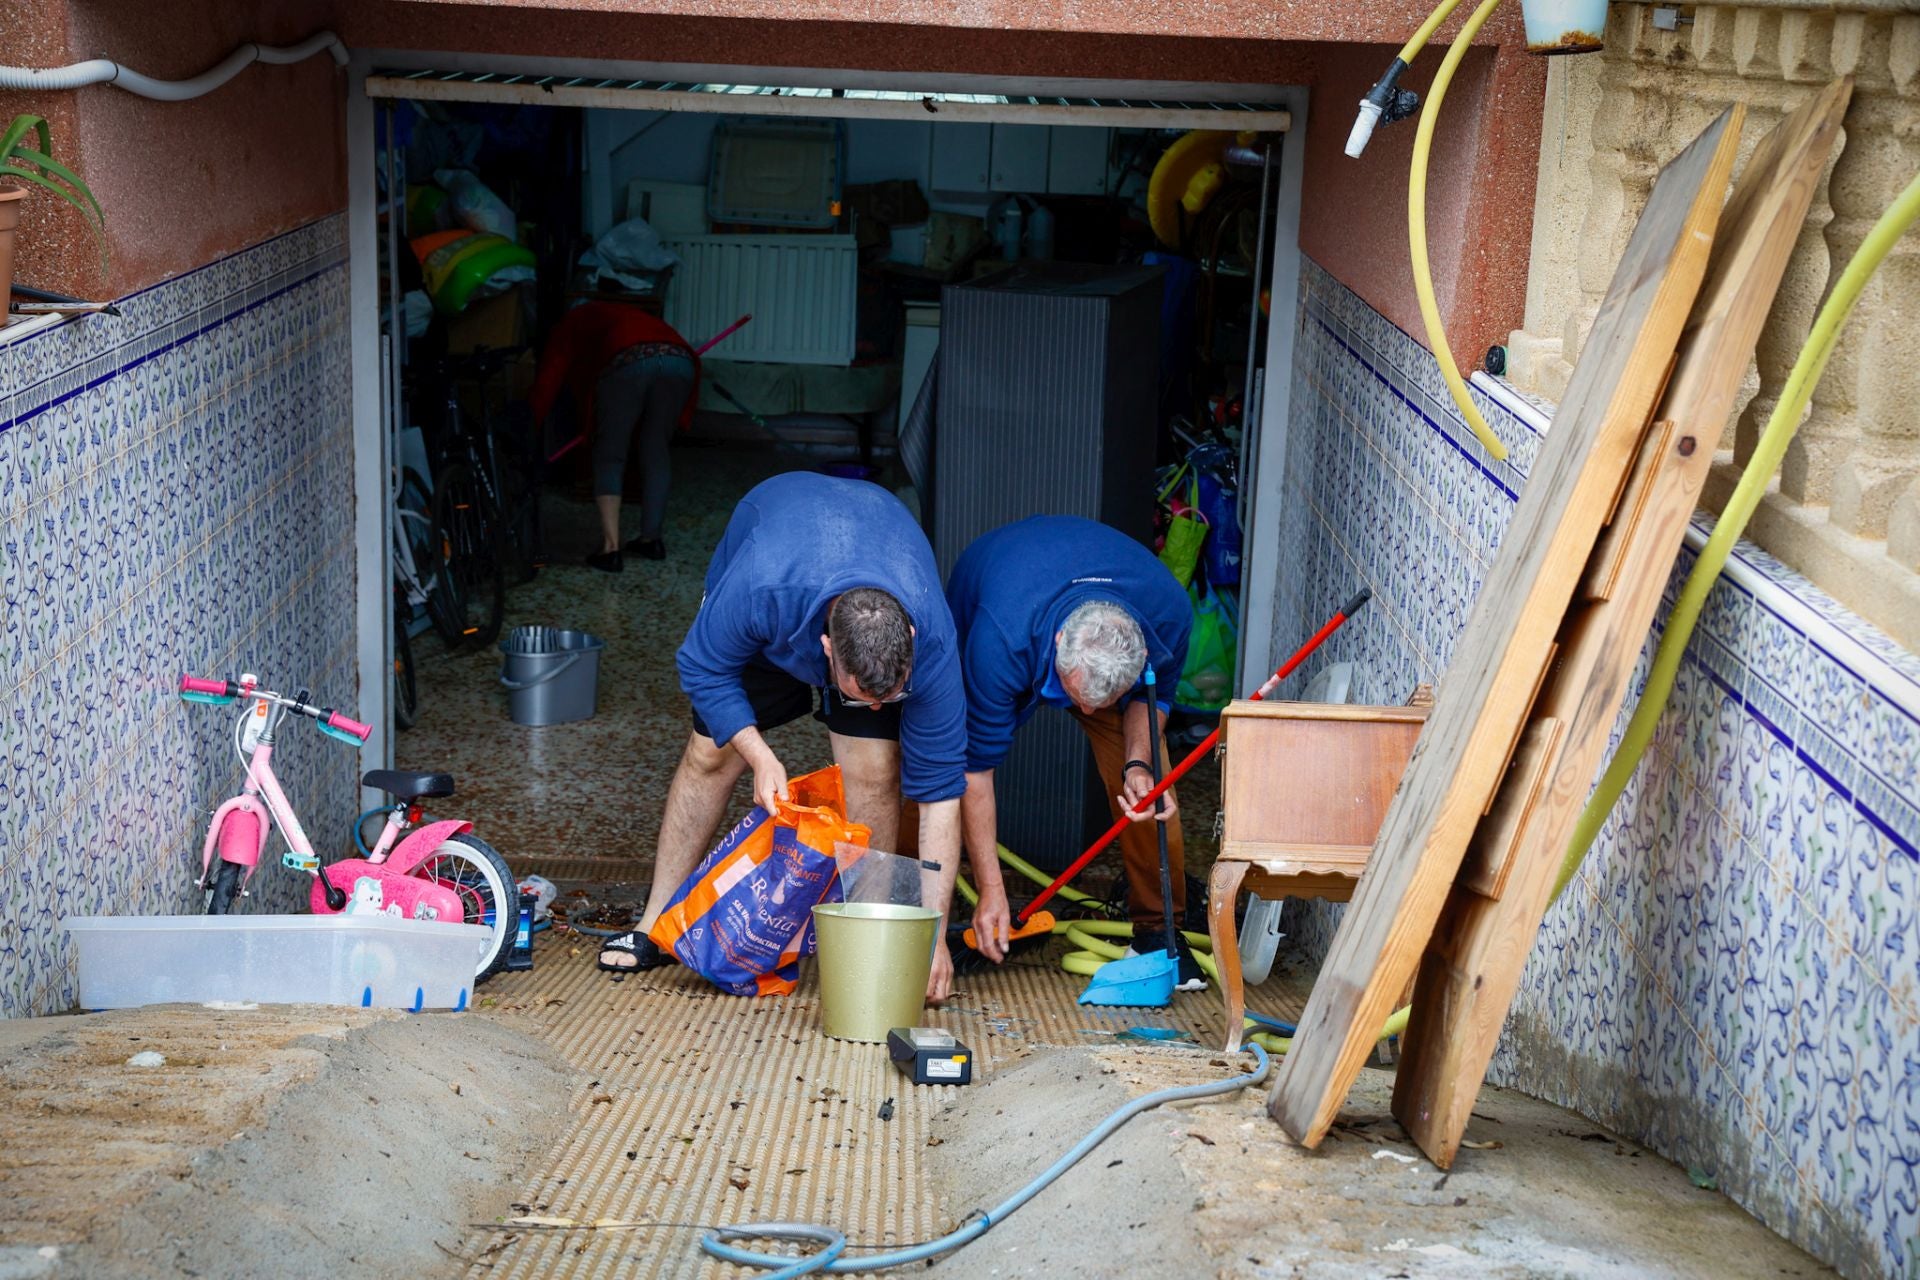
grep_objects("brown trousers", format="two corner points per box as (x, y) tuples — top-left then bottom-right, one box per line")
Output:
(1074, 706), (1186, 936)
(904, 706), (1185, 937)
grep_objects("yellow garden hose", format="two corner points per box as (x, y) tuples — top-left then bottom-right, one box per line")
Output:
(1557, 165), (1920, 896)
(1059, 920), (1221, 985)
(1249, 1004), (1410, 1057)
(1398, 0), (1472, 63)
(1409, 0), (1510, 462)
(971, 845), (1406, 1051)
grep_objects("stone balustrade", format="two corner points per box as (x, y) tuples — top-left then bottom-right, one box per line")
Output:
(1505, 0), (1920, 648)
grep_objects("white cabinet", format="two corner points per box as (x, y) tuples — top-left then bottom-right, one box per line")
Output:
(1047, 127), (1109, 195)
(929, 123), (1111, 195)
(989, 124), (1049, 192)
(930, 124), (991, 192)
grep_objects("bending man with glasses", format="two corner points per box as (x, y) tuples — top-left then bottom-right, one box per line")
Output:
(603, 471), (969, 1002)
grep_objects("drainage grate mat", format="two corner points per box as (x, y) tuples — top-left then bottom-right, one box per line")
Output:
(464, 930), (1302, 1278)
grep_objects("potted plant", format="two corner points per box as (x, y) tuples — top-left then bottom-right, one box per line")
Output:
(0, 113), (106, 317)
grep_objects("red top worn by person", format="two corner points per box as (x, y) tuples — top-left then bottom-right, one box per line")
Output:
(530, 301), (703, 572)
(528, 301), (701, 431)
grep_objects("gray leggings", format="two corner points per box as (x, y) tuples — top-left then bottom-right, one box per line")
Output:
(593, 352), (695, 539)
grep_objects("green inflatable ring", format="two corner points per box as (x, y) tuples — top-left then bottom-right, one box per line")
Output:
(422, 233), (536, 315)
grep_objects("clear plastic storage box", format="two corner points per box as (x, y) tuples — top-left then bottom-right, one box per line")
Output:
(62, 915), (493, 1011)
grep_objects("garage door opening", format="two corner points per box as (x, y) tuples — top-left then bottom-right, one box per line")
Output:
(349, 59), (1300, 892)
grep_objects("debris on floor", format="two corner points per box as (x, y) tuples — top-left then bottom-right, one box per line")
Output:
(0, 1006), (569, 1279)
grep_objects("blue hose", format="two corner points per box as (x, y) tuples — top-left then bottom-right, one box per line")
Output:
(1243, 1011), (1297, 1035)
(701, 1044), (1270, 1275)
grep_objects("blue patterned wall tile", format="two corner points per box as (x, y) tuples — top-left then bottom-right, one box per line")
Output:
(0, 216), (353, 1016)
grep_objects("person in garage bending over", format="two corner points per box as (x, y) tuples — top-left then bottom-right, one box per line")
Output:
(596, 471), (970, 1002)
(944, 515), (1202, 989)
(529, 300), (700, 571)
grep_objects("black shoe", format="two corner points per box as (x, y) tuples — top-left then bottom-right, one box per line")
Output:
(625, 536), (666, 561)
(597, 930), (676, 972)
(586, 549), (624, 573)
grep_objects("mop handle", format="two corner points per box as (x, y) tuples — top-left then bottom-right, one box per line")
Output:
(1146, 667), (1178, 961)
(544, 314), (753, 463)
(695, 313), (753, 354)
(1016, 586), (1372, 925)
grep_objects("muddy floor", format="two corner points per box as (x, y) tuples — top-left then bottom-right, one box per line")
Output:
(926, 1045), (1837, 1279)
(0, 1005), (569, 1279)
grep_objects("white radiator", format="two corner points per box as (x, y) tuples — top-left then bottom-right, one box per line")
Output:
(660, 234), (858, 366)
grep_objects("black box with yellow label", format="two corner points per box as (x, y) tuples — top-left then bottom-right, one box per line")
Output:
(887, 1027), (972, 1086)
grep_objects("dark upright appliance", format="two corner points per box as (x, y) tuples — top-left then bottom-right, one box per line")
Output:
(932, 262), (1165, 871)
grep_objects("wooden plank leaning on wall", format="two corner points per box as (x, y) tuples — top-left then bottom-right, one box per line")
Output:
(1393, 79), (1856, 1169)
(1267, 106), (1746, 1147)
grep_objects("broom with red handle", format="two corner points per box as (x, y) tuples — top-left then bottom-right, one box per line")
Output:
(1015, 586), (1373, 926)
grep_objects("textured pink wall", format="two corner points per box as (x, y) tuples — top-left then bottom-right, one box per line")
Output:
(1300, 40), (1543, 367)
(0, 0), (347, 300)
(4, 0), (1543, 355)
(372, 0), (1511, 46)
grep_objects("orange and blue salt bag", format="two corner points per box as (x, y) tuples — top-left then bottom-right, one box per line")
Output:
(647, 765), (868, 996)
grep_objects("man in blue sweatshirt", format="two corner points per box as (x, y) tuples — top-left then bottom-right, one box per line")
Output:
(600, 472), (969, 1002)
(946, 516), (1202, 989)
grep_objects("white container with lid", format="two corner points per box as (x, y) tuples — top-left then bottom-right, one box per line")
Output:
(62, 915), (493, 1011)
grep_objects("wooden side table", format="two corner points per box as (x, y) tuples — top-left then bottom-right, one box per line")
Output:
(1208, 691), (1430, 1051)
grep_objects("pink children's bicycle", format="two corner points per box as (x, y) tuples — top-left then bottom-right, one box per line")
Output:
(179, 672), (517, 981)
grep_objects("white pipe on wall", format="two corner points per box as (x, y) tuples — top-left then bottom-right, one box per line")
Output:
(0, 31), (346, 101)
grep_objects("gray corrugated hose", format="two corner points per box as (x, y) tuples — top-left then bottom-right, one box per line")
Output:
(0, 32), (346, 101)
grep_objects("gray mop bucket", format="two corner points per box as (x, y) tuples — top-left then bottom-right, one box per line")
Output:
(499, 627), (605, 725)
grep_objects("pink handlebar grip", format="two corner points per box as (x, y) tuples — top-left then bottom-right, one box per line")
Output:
(326, 710), (373, 742)
(180, 674), (233, 697)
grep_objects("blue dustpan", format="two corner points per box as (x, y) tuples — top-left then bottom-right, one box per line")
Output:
(1077, 950), (1176, 1008)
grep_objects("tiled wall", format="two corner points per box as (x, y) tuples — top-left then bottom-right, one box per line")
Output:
(0, 217), (358, 1018)
(1275, 258), (1920, 1280)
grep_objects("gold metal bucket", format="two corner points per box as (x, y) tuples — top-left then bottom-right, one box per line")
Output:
(811, 903), (939, 1042)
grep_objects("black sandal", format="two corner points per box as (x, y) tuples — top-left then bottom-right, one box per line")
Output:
(596, 930), (676, 973)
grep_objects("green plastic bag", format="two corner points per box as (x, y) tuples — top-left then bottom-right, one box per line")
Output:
(1157, 468), (1208, 588)
(1176, 583), (1238, 713)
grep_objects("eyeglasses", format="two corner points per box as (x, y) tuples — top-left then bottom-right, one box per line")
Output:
(830, 655), (911, 708)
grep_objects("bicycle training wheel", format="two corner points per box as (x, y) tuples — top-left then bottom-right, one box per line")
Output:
(409, 832), (516, 980)
(429, 462), (505, 650)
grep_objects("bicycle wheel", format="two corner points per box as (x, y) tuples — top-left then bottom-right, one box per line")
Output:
(418, 469), (469, 649)
(429, 462), (505, 650)
(393, 611), (419, 730)
(204, 811), (258, 915)
(205, 860), (244, 915)
(409, 833), (515, 981)
(493, 407), (545, 583)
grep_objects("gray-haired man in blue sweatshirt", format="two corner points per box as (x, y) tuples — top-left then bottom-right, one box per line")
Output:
(944, 516), (1202, 989)
(601, 472), (969, 1003)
